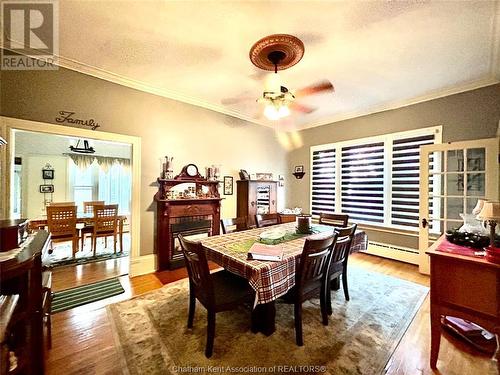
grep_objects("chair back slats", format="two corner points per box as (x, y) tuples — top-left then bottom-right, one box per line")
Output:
(84, 201), (105, 214)
(93, 204), (118, 234)
(330, 224), (357, 270)
(46, 205), (77, 237)
(296, 233), (337, 293)
(178, 234), (214, 306)
(255, 213), (279, 228)
(220, 217), (248, 234)
(319, 213), (349, 227)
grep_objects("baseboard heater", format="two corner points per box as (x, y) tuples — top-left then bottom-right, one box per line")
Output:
(363, 241), (419, 265)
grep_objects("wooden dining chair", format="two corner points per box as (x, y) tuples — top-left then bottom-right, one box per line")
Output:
(46, 205), (78, 257)
(80, 201), (105, 249)
(178, 234), (253, 358)
(255, 213), (280, 228)
(90, 204), (118, 256)
(83, 201), (105, 214)
(220, 217), (248, 234)
(326, 224), (357, 316)
(281, 232), (338, 346)
(319, 212), (349, 227)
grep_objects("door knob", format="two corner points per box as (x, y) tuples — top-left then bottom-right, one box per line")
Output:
(422, 218), (428, 228)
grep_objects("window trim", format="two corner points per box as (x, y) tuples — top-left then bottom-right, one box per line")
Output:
(310, 125), (442, 232)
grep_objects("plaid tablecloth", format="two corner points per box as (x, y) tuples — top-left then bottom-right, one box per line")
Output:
(201, 222), (368, 305)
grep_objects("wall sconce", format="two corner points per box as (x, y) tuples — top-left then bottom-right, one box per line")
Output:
(292, 165), (305, 179)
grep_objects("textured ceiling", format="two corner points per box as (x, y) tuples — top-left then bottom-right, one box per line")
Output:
(39, 1), (500, 129)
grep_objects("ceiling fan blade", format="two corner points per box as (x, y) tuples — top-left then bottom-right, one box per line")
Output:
(249, 70), (267, 81)
(220, 96), (256, 105)
(289, 102), (317, 114)
(294, 80), (334, 98)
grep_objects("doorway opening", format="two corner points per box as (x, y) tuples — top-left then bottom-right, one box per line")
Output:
(9, 128), (135, 289)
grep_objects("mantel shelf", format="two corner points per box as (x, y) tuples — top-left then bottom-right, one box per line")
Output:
(156, 197), (224, 203)
(157, 178), (220, 184)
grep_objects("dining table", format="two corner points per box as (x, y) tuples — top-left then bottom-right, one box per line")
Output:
(28, 212), (128, 253)
(201, 221), (368, 335)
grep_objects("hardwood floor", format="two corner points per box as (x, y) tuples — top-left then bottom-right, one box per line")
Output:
(46, 253), (497, 375)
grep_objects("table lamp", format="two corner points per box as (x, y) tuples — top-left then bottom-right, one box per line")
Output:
(477, 201), (500, 247)
(472, 199), (488, 215)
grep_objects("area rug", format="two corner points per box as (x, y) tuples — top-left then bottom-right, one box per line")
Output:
(52, 277), (125, 313)
(108, 267), (428, 375)
(42, 235), (130, 268)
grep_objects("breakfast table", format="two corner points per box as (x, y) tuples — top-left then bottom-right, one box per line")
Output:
(201, 222), (368, 335)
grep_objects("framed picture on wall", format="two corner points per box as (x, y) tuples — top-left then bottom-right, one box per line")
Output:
(294, 165), (304, 173)
(223, 176), (233, 195)
(39, 184), (54, 193)
(42, 169), (54, 179)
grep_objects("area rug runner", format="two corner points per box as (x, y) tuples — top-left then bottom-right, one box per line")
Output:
(45, 251), (129, 269)
(52, 277), (125, 313)
(108, 267), (428, 375)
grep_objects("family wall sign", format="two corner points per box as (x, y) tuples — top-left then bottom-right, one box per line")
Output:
(55, 111), (101, 130)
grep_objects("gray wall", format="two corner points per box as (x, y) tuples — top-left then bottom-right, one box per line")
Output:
(0, 66), (287, 256)
(287, 84), (500, 249)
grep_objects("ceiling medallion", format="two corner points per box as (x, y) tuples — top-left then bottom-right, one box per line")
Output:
(249, 34), (305, 71)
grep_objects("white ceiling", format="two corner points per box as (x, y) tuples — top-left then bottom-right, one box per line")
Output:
(43, 1), (500, 130)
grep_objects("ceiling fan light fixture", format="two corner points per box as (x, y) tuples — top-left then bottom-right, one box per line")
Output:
(278, 105), (290, 118)
(264, 104), (281, 121)
(264, 102), (290, 121)
(264, 73), (281, 94)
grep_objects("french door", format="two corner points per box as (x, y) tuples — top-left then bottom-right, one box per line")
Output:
(418, 137), (499, 274)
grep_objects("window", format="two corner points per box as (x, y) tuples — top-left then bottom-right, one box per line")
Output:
(311, 148), (336, 216)
(310, 127), (440, 230)
(69, 159), (131, 213)
(341, 141), (385, 224)
(391, 134), (435, 228)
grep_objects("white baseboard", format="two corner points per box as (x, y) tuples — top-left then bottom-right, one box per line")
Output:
(362, 243), (419, 265)
(129, 254), (156, 277)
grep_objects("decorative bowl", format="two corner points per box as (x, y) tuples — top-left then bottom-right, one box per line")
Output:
(259, 228), (287, 243)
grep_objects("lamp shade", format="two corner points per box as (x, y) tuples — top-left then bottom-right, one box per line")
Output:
(477, 201), (500, 220)
(472, 199), (488, 215)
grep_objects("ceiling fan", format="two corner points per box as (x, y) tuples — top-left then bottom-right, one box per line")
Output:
(221, 34), (335, 121)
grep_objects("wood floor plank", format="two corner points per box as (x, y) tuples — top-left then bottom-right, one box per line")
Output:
(46, 252), (496, 375)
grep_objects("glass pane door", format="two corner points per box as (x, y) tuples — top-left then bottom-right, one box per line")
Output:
(419, 138), (499, 274)
(256, 185), (271, 214)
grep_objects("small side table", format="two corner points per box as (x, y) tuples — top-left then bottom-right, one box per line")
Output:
(426, 236), (500, 371)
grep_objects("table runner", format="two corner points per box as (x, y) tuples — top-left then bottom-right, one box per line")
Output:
(201, 222), (368, 305)
(435, 237), (486, 258)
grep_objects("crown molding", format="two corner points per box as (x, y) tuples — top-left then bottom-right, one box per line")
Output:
(2, 44), (498, 133)
(53, 54), (271, 128)
(298, 76), (500, 131)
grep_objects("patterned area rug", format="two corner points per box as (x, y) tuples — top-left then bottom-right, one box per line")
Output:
(108, 267), (428, 375)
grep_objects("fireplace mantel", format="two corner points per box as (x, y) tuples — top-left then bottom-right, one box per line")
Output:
(154, 178), (222, 270)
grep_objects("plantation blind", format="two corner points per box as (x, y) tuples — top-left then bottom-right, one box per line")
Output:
(340, 141), (385, 224)
(311, 148), (336, 217)
(391, 134), (435, 227)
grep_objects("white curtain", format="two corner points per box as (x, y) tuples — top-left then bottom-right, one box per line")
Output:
(68, 154), (130, 172)
(68, 155), (131, 214)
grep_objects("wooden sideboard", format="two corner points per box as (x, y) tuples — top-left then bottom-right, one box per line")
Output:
(426, 236), (500, 371)
(0, 230), (50, 375)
